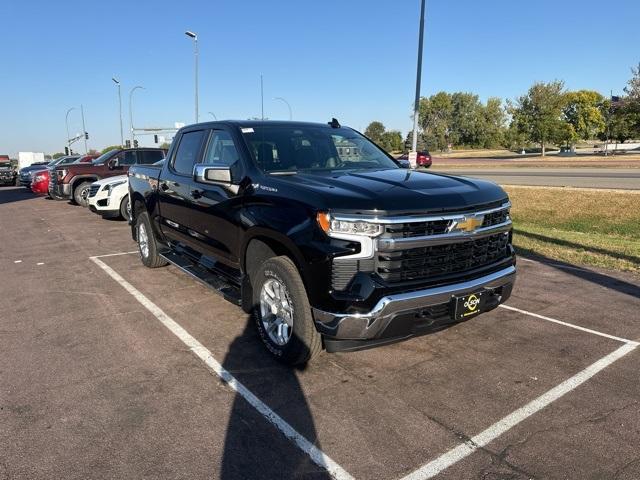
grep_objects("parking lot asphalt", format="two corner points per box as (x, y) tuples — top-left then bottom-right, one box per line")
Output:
(1, 185), (639, 480)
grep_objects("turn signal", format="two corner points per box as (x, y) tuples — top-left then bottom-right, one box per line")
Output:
(316, 211), (331, 233)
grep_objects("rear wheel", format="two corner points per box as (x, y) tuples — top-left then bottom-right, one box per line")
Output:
(136, 211), (167, 268)
(73, 181), (92, 207)
(252, 256), (322, 365)
(119, 195), (130, 221)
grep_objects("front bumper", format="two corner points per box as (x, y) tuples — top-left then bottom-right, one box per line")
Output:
(313, 265), (516, 351)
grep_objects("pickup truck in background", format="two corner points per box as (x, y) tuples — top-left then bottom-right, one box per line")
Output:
(0, 158), (16, 186)
(129, 120), (515, 365)
(50, 147), (166, 205)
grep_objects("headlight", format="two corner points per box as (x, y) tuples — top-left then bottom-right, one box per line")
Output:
(105, 179), (127, 196)
(34, 174), (46, 182)
(316, 212), (383, 237)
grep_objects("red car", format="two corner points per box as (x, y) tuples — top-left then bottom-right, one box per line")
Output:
(397, 151), (432, 168)
(31, 168), (50, 195)
(76, 154), (100, 163)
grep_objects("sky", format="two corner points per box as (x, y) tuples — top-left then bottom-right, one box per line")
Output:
(1, 0), (638, 156)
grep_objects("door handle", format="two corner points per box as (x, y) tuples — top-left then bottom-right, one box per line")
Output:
(160, 182), (169, 191)
(191, 189), (203, 199)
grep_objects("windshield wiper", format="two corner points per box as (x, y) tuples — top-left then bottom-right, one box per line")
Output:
(268, 170), (298, 176)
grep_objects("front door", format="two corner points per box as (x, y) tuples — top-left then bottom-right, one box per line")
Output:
(181, 128), (243, 269)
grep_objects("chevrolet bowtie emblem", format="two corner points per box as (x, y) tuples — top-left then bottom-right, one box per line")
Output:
(451, 215), (484, 233)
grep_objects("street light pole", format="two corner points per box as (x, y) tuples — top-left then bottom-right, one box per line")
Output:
(65, 107), (76, 152)
(129, 86), (144, 145)
(185, 31), (199, 123)
(274, 97), (292, 120)
(112, 77), (124, 146)
(411, 0), (426, 155)
(80, 104), (88, 153)
(260, 74), (264, 120)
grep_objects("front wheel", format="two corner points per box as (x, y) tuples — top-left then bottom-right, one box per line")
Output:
(252, 256), (322, 365)
(73, 181), (92, 207)
(119, 195), (130, 221)
(136, 211), (168, 268)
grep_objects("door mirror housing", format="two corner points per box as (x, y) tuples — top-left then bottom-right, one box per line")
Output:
(193, 164), (232, 185)
(108, 158), (120, 170)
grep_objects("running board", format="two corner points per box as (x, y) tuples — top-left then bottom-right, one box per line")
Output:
(160, 251), (242, 305)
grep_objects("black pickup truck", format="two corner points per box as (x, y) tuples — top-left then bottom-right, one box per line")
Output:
(129, 120), (516, 365)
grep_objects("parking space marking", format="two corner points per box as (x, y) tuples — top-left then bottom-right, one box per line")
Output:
(499, 304), (639, 345)
(90, 254), (354, 480)
(400, 342), (638, 480)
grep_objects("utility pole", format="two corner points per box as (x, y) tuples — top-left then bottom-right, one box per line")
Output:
(185, 31), (199, 123)
(260, 74), (264, 121)
(113, 77), (124, 146)
(411, 0), (426, 156)
(80, 104), (88, 153)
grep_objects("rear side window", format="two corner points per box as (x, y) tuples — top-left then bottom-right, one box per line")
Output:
(117, 151), (137, 165)
(172, 130), (206, 175)
(138, 150), (164, 165)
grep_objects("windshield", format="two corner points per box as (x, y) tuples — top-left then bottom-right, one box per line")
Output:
(92, 150), (118, 165)
(243, 125), (399, 173)
(0, 162), (11, 169)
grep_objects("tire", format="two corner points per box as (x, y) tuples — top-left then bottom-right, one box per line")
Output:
(119, 195), (130, 221)
(136, 211), (168, 268)
(252, 256), (322, 365)
(73, 181), (93, 207)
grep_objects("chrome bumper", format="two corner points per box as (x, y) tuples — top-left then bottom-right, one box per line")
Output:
(312, 265), (516, 340)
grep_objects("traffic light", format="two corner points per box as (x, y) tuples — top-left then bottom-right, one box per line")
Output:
(65, 147), (69, 155)
(84, 132), (89, 140)
(125, 140), (131, 148)
(133, 139), (139, 148)
(153, 134), (158, 144)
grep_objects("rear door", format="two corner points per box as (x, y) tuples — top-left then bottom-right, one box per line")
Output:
(157, 129), (208, 249)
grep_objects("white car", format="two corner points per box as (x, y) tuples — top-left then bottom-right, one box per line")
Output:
(87, 175), (130, 221)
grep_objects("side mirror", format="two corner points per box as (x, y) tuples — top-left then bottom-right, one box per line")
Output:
(193, 164), (232, 185)
(108, 158), (119, 170)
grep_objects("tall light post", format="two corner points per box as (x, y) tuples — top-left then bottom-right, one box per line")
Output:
(65, 107), (76, 152)
(112, 77), (124, 146)
(208, 111), (217, 120)
(185, 31), (199, 123)
(274, 97), (292, 120)
(80, 104), (88, 153)
(411, 0), (426, 156)
(260, 74), (264, 120)
(129, 85), (145, 144)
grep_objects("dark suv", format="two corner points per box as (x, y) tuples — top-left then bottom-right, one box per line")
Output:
(50, 148), (166, 206)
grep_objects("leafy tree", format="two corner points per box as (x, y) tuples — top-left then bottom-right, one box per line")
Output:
(88, 149), (100, 155)
(624, 62), (640, 109)
(449, 92), (486, 146)
(364, 121), (386, 144)
(52, 152), (66, 159)
(508, 80), (566, 156)
(101, 145), (122, 154)
(481, 97), (506, 148)
(562, 90), (605, 144)
(159, 142), (171, 150)
(419, 92), (453, 150)
(380, 130), (403, 153)
(598, 99), (639, 144)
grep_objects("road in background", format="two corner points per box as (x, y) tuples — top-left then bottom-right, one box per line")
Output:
(431, 167), (640, 189)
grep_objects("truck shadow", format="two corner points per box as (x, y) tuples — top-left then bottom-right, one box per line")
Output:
(219, 317), (331, 480)
(0, 186), (35, 205)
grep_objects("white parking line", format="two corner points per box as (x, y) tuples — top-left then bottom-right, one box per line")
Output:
(90, 254), (354, 480)
(400, 342), (638, 480)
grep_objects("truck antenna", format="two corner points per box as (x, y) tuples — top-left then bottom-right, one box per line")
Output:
(328, 118), (341, 128)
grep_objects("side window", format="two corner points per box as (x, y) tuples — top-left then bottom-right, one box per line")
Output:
(118, 151), (137, 165)
(172, 130), (206, 175)
(202, 130), (239, 167)
(139, 150), (164, 165)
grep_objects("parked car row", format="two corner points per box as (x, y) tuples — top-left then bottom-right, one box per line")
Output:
(15, 148), (167, 224)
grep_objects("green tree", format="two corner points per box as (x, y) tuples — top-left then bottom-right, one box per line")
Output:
(101, 145), (122, 154)
(508, 80), (566, 156)
(52, 152), (66, 159)
(562, 90), (605, 144)
(624, 62), (640, 109)
(159, 142), (171, 150)
(364, 121), (386, 144)
(481, 97), (506, 148)
(380, 130), (403, 153)
(419, 92), (453, 150)
(449, 92), (485, 146)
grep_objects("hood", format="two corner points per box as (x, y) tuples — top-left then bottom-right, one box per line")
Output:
(20, 164), (50, 174)
(93, 174), (127, 187)
(267, 168), (508, 214)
